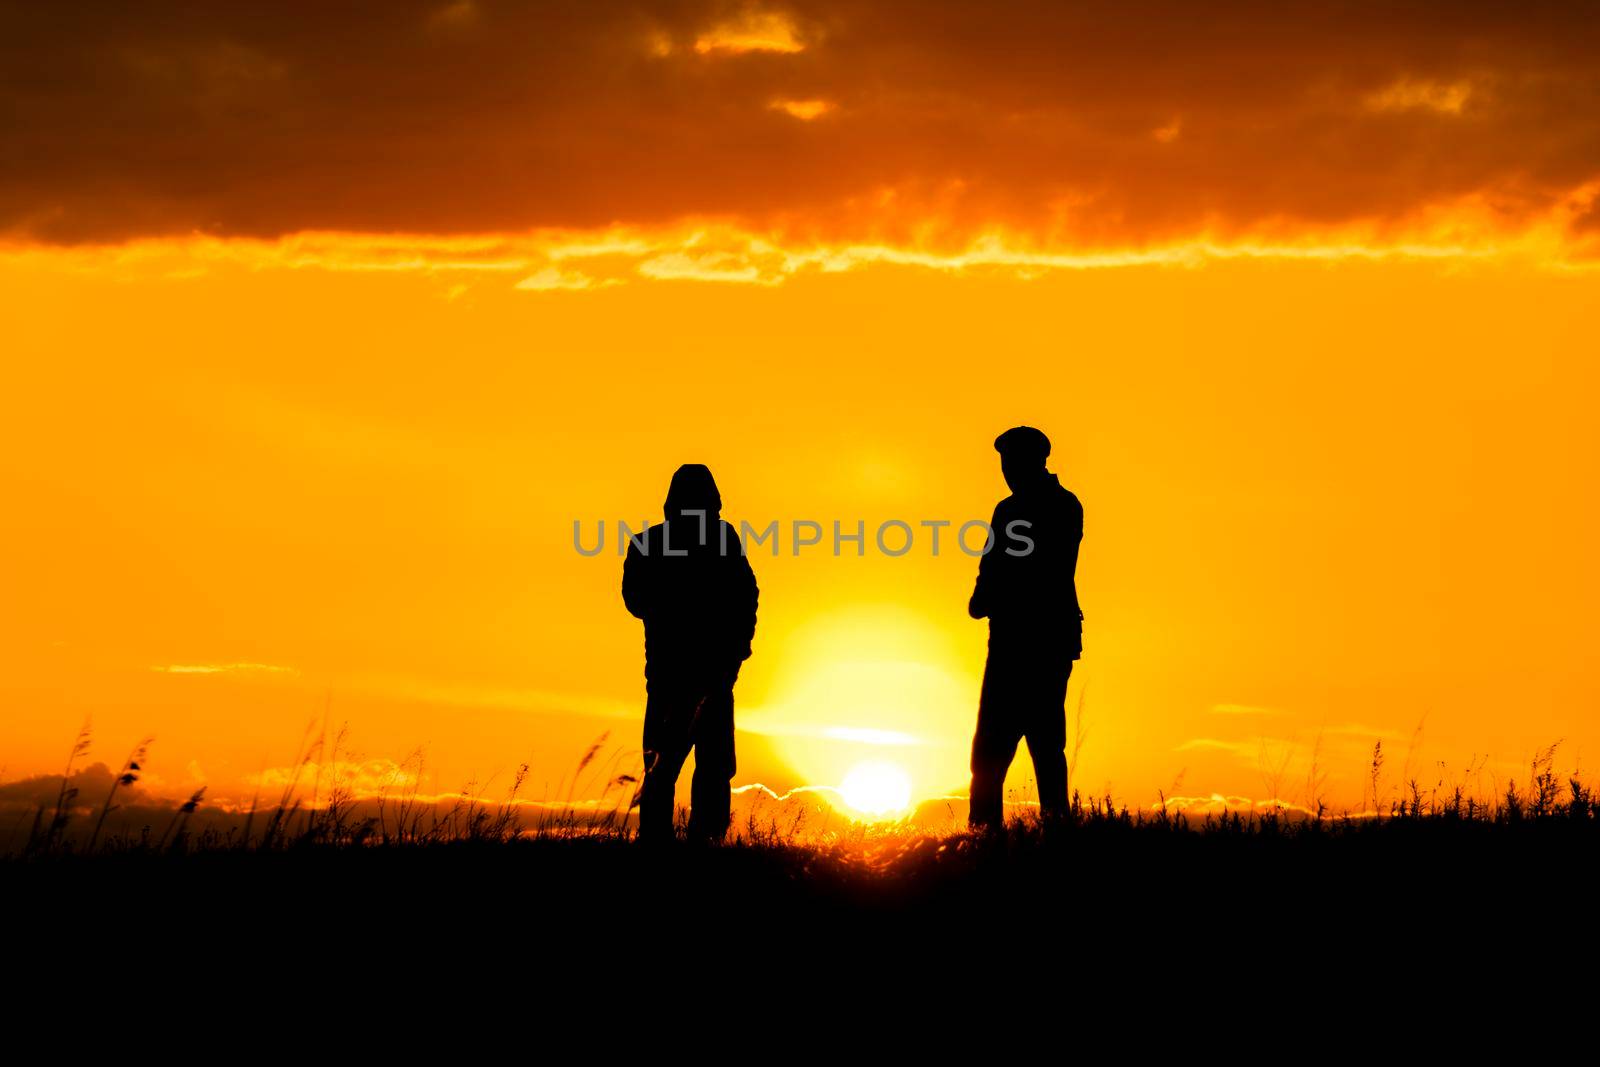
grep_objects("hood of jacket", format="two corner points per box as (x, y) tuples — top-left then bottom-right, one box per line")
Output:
(663, 463), (722, 521)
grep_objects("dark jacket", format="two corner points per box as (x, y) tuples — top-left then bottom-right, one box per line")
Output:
(968, 472), (1083, 653)
(622, 466), (758, 683)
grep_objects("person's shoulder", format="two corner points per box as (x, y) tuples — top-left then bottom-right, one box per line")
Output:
(626, 521), (669, 553)
(1056, 486), (1084, 529)
(714, 520), (749, 555)
(1050, 478), (1081, 506)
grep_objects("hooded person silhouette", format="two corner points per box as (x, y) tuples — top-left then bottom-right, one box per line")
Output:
(622, 464), (758, 843)
(966, 426), (1084, 831)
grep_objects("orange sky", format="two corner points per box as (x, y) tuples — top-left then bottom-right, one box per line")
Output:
(2, 3), (1598, 821)
(4, 236), (1597, 817)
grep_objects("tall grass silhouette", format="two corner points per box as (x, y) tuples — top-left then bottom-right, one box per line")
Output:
(8, 720), (1596, 867)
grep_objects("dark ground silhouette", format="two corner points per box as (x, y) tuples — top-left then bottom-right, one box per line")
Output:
(8, 801), (1598, 1027)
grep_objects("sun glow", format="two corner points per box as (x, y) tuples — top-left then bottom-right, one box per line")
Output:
(838, 761), (913, 817)
(739, 607), (981, 815)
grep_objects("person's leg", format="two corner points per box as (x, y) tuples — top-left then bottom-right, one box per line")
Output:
(686, 683), (736, 843)
(638, 680), (696, 842)
(1024, 659), (1073, 821)
(969, 645), (1024, 831)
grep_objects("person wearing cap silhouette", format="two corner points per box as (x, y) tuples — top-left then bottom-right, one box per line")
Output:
(966, 426), (1084, 831)
(622, 464), (758, 843)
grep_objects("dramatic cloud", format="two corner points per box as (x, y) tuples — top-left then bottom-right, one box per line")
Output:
(0, 762), (143, 814)
(9, 213), (1579, 297)
(2, 1), (1599, 251)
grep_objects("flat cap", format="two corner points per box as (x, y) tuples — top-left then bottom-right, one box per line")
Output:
(993, 425), (1051, 459)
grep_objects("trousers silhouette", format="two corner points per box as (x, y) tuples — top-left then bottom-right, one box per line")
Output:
(969, 641), (1072, 828)
(637, 670), (737, 841)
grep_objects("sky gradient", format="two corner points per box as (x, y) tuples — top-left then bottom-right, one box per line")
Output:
(2, 2), (1597, 824)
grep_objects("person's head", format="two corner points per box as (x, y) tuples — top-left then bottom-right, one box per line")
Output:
(993, 425), (1051, 492)
(663, 463), (722, 520)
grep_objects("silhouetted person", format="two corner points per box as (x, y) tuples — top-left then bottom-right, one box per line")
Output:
(623, 464), (758, 843)
(967, 426), (1083, 831)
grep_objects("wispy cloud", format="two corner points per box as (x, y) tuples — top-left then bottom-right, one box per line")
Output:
(16, 187), (1594, 293)
(1365, 77), (1474, 115)
(732, 782), (838, 801)
(151, 663), (297, 676)
(250, 757), (418, 794)
(694, 10), (805, 55)
(1175, 737), (1260, 758)
(9, 179), (1600, 297)
(637, 250), (768, 284)
(513, 266), (609, 291)
(770, 98), (834, 121)
(1153, 793), (1320, 817)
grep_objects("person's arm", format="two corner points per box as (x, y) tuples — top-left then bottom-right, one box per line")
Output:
(621, 538), (651, 620)
(967, 502), (1005, 619)
(732, 552), (758, 661)
(1068, 493), (1084, 621)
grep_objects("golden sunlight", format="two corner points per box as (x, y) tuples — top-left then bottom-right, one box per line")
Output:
(740, 606), (979, 811)
(837, 761), (914, 817)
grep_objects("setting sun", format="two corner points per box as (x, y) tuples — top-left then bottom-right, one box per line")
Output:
(838, 761), (914, 818)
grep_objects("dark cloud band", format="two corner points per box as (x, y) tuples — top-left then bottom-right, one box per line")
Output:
(3, 1), (1598, 244)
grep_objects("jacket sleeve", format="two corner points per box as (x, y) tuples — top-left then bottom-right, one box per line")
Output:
(1069, 494), (1085, 621)
(621, 539), (651, 620)
(732, 552), (758, 660)
(967, 502), (1005, 619)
